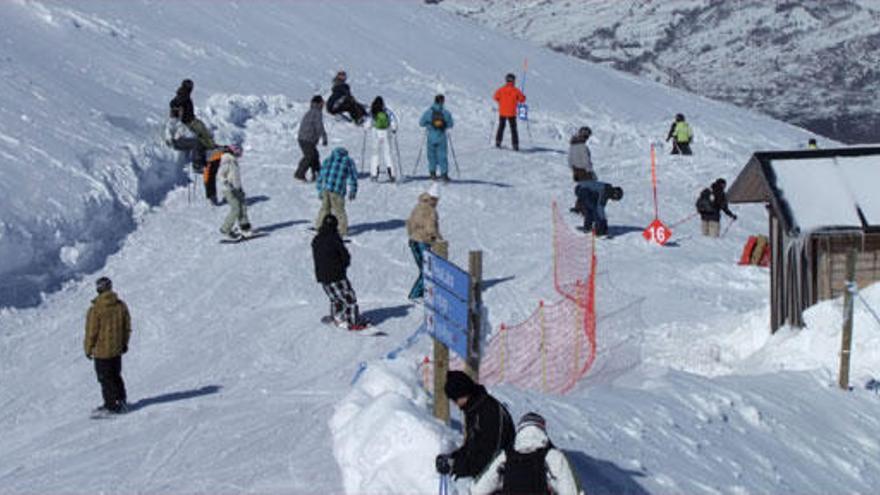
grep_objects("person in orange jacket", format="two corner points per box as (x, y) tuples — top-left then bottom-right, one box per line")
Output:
(493, 73), (526, 151)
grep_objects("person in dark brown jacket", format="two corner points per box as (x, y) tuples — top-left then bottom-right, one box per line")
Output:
(406, 184), (442, 300)
(84, 277), (131, 415)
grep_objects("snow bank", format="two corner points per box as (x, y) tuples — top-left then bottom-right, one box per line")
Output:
(330, 359), (455, 495)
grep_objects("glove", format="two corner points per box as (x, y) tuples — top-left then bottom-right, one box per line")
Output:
(732, 214), (738, 221)
(122, 345), (128, 354)
(322, 138), (328, 147)
(435, 454), (452, 475)
(85, 353), (93, 360)
(348, 191), (356, 201)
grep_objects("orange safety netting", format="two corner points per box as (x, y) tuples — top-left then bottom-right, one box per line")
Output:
(442, 202), (598, 394)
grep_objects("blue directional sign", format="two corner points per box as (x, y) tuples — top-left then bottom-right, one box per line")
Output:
(423, 250), (470, 359)
(424, 278), (468, 330)
(517, 102), (529, 121)
(424, 251), (469, 300)
(425, 312), (468, 359)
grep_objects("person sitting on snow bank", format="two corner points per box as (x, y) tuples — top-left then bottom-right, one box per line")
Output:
(471, 412), (584, 495)
(574, 180), (623, 236)
(326, 70), (367, 125)
(435, 371), (515, 480)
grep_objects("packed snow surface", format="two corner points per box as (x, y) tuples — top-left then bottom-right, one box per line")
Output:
(1, 1), (879, 494)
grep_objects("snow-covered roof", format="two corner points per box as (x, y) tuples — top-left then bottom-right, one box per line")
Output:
(729, 147), (880, 234)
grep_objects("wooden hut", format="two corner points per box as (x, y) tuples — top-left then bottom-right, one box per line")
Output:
(728, 147), (880, 332)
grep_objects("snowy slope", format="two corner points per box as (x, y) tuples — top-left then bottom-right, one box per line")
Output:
(437, 0), (880, 145)
(2, 1), (880, 494)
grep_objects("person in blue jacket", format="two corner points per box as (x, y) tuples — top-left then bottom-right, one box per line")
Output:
(419, 94), (454, 182)
(575, 180), (623, 236)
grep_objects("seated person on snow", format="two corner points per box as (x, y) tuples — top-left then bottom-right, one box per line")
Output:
(574, 180), (623, 236)
(326, 70), (367, 125)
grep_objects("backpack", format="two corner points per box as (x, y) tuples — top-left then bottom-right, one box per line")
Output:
(374, 111), (390, 130)
(500, 446), (551, 495)
(696, 194), (715, 215)
(431, 108), (446, 130)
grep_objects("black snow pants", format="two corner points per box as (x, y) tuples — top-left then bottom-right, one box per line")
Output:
(94, 356), (127, 410)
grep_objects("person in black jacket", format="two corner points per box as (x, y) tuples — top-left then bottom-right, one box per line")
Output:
(326, 70), (366, 125)
(169, 79), (195, 124)
(435, 371), (515, 480)
(311, 214), (367, 330)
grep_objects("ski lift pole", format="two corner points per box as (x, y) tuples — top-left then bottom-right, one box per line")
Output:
(447, 132), (461, 178)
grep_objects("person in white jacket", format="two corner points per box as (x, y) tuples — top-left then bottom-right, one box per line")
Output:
(368, 96), (399, 182)
(470, 412), (583, 495)
(217, 145), (253, 240)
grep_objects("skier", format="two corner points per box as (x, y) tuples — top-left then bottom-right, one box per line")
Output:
(696, 188), (720, 237)
(569, 126), (595, 214)
(326, 70), (367, 125)
(471, 412), (583, 495)
(574, 180), (623, 236)
(295, 95), (329, 182)
(666, 113), (694, 155)
(311, 214), (369, 331)
(84, 276), (131, 416)
(710, 178), (736, 236)
(218, 144), (254, 240)
(494, 73), (526, 151)
(368, 96), (399, 182)
(406, 183), (442, 301)
(315, 147), (358, 237)
(808, 138), (818, 149)
(418, 94), (454, 182)
(169, 78), (195, 124)
(435, 371), (515, 480)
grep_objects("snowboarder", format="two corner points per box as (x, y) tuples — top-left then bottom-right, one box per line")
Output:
(368, 96), (399, 182)
(315, 147), (358, 237)
(326, 70), (367, 125)
(311, 214), (369, 331)
(471, 412), (583, 495)
(218, 144), (254, 240)
(494, 73), (525, 151)
(666, 113), (693, 155)
(569, 126), (595, 213)
(84, 276), (131, 416)
(406, 183), (442, 301)
(169, 78), (195, 124)
(574, 180), (623, 236)
(704, 178), (737, 237)
(435, 371), (515, 480)
(418, 94), (454, 182)
(295, 95), (329, 182)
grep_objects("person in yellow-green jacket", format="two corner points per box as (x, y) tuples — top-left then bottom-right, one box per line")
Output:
(84, 277), (131, 416)
(666, 113), (693, 155)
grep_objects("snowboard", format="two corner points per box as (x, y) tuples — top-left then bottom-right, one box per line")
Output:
(90, 407), (128, 420)
(219, 231), (269, 244)
(320, 315), (386, 336)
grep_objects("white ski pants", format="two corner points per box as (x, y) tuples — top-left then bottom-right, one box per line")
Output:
(370, 129), (399, 179)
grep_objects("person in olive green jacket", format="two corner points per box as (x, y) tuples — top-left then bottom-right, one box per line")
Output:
(84, 276), (132, 414)
(406, 183), (442, 300)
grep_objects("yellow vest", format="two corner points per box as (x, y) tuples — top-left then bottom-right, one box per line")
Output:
(674, 121), (693, 143)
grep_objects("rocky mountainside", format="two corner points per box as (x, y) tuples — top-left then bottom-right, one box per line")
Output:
(438, 0), (880, 144)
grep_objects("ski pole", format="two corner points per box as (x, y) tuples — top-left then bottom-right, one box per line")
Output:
(439, 474), (448, 495)
(670, 211), (699, 228)
(721, 217), (737, 238)
(393, 131), (403, 182)
(360, 128), (367, 174)
(188, 165), (193, 205)
(447, 132), (461, 178)
(412, 130), (425, 176)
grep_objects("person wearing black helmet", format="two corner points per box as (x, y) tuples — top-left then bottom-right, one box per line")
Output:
(665, 113), (693, 155)
(574, 180), (623, 236)
(471, 412), (583, 495)
(84, 276), (131, 416)
(493, 73), (526, 150)
(569, 126), (595, 214)
(435, 371), (515, 480)
(326, 70), (367, 125)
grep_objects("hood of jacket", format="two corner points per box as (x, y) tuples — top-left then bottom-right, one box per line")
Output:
(513, 424), (550, 454)
(92, 290), (120, 307)
(330, 147), (349, 162)
(418, 192), (437, 205)
(431, 103), (445, 113)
